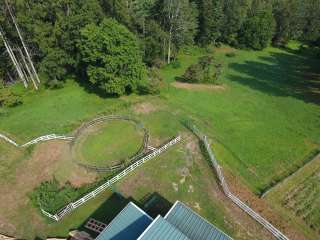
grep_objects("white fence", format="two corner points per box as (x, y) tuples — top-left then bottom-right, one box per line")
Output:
(0, 133), (73, 147)
(41, 135), (181, 221)
(188, 123), (289, 240)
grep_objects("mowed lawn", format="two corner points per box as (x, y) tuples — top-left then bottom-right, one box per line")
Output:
(75, 121), (144, 166)
(161, 44), (320, 194)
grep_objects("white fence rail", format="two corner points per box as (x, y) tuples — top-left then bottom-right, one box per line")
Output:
(41, 136), (181, 221)
(188, 123), (289, 240)
(0, 133), (73, 147)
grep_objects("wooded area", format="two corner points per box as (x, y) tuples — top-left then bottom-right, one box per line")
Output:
(0, 0), (319, 95)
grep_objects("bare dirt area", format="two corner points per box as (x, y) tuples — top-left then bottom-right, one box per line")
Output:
(133, 102), (158, 114)
(171, 81), (226, 91)
(214, 47), (236, 54)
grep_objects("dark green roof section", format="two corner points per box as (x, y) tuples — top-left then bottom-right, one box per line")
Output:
(96, 202), (153, 240)
(164, 201), (232, 240)
(138, 216), (190, 240)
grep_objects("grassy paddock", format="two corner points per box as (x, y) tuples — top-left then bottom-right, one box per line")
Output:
(0, 42), (319, 239)
(74, 121), (144, 167)
(161, 44), (320, 194)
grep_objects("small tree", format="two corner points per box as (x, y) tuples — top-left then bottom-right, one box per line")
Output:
(78, 18), (146, 96)
(181, 55), (221, 84)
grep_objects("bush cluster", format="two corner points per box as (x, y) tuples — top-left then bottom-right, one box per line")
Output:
(180, 55), (222, 84)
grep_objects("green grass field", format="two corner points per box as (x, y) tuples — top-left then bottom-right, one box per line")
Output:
(74, 121), (144, 166)
(161, 44), (320, 193)
(0, 42), (319, 239)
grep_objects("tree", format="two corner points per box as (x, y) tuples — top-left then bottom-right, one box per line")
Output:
(78, 18), (146, 96)
(299, 0), (320, 45)
(143, 20), (168, 65)
(156, 0), (198, 63)
(221, 0), (251, 46)
(272, 0), (301, 46)
(238, 2), (276, 50)
(197, 0), (224, 46)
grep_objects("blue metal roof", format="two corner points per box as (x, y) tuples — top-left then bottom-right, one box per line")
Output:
(96, 202), (153, 240)
(164, 201), (232, 240)
(138, 216), (190, 240)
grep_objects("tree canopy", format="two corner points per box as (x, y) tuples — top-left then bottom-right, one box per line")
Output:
(0, 0), (319, 92)
(78, 18), (146, 96)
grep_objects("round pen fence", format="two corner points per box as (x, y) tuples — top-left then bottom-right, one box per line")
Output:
(186, 121), (289, 240)
(70, 115), (150, 173)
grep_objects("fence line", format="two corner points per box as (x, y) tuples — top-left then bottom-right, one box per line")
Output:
(71, 115), (150, 173)
(0, 133), (73, 148)
(41, 135), (181, 221)
(187, 122), (289, 240)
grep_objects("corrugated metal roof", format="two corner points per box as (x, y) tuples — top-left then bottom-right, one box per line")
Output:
(96, 202), (153, 240)
(138, 216), (190, 240)
(164, 201), (232, 240)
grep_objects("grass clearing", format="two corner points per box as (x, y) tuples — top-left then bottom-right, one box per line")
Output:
(0, 42), (319, 239)
(161, 44), (320, 194)
(74, 121), (144, 167)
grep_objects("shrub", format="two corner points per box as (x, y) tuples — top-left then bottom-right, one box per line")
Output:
(46, 79), (64, 89)
(138, 68), (163, 95)
(151, 58), (166, 69)
(226, 52), (236, 58)
(0, 89), (23, 108)
(180, 55), (221, 84)
(182, 63), (203, 83)
(170, 60), (181, 69)
(30, 178), (80, 213)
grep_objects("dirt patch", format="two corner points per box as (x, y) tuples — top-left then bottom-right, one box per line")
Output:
(172, 81), (226, 91)
(215, 47), (235, 54)
(133, 102), (157, 114)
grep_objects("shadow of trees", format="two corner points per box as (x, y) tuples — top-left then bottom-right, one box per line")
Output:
(228, 47), (320, 104)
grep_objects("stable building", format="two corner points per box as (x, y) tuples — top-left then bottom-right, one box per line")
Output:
(95, 201), (232, 240)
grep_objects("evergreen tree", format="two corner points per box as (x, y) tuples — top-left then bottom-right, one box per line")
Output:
(238, 1), (276, 50)
(221, 0), (251, 46)
(197, 0), (224, 46)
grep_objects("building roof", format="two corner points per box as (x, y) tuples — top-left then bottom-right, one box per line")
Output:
(96, 202), (153, 240)
(164, 201), (232, 240)
(95, 201), (232, 240)
(138, 216), (190, 240)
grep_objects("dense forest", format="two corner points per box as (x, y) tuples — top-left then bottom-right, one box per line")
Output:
(0, 0), (319, 96)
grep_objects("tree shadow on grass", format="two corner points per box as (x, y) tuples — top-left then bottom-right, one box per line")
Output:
(228, 47), (320, 105)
